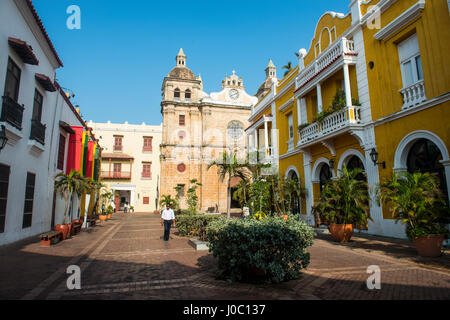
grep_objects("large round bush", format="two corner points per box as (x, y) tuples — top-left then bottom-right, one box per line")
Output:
(206, 215), (315, 283)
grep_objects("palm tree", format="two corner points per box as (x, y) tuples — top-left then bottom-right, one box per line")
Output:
(317, 165), (372, 229)
(54, 170), (88, 224)
(377, 171), (449, 239)
(282, 62), (293, 77)
(208, 152), (250, 218)
(160, 195), (176, 208)
(232, 179), (251, 208)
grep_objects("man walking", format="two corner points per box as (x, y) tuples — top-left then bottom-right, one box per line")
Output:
(161, 204), (176, 241)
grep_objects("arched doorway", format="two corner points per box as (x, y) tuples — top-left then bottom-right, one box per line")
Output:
(319, 163), (332, 192)
(287, 170), (301, 215)
(346, 155), (366, 181)
(407, 138), (447, 197)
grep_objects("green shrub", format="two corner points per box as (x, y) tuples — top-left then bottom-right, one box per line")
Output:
(176, 214), (223, 241)
(206, 215), (315, 283)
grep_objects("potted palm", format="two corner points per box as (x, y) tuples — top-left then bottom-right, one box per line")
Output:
(317, 165), (371, 242)
(54, 170), (87, 240)
(377, 171), (449, 257)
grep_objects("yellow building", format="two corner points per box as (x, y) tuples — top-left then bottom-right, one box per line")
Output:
(248, 0), (450, 238)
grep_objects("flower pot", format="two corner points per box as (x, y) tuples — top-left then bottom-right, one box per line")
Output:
(55, 224), (69, 240)
(107, 213), (112, 219)
(281, 215), (288, 222)
(329, 224), (354, 243)
(67, 224), (73, 237)
(99, 215), (107, 221)
(414, 234), (445, 257)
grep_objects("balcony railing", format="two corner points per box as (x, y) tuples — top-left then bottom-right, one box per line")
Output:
(1, 96), (24, 130)
(30, 119), (46, 145)
(298, 106), (361, 146)
(296, 37), (357, 90)
(399, 80), (426, 110)
(113, 145), (123, 152)
(101, 171), (131, 179)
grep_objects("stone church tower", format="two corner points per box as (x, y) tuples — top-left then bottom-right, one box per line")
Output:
(160, 49), (257, 213)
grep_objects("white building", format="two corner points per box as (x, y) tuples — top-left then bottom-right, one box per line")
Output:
(87, 121), (162, 213)
(0, 0), (92, 246)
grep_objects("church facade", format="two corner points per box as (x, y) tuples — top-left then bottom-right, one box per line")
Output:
(160, 49), (257, 213)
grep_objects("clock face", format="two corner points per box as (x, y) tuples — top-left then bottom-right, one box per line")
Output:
(227, 121), (244, 140)
(229, 89), (239, 100)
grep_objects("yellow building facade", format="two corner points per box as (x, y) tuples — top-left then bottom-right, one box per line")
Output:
(248, 0), (450, 238)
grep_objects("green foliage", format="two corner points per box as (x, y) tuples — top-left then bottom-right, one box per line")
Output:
(206, 216), (315, 283)
(248, 177), (272, 214)
(298, 123), (310, 132)
(186, 179), (202, 215)
(317, 165), (372, 229)
(54, 170), (88, 224)
(377, 171), (450, 240)
(232, 179), (251, 208)
(173, 185), (182, 211)
(176, 214), (223, 241)
(271, 175), (306, 215)
(160, 195), (177, 208)
(282, 62), (293, 77)
(330, 89), (347, 112)
(312, 108), (334, 123)
(208, 152), (251, 218)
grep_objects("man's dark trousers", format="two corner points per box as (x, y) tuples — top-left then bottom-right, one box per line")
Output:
(163, 220), (173, 241)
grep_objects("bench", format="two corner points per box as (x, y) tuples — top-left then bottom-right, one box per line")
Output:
(40, 231), (62, 246)
(87, 218), (96, 227)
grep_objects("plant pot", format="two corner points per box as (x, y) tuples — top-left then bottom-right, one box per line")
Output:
(329, 224), (354, 243)
(107, 213), (112, 219)
(55, 224), (69, 240)
(281, 215), (288, 222)
(414, 234), (445, 257)
(99, 215), (107, 221)
(67, 224), (73, 237)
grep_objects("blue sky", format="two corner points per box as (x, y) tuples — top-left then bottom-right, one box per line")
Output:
(33, 0), (350, 125)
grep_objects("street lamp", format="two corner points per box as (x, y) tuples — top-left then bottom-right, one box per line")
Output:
(370, 148), (386, 169)
(0, 125), (8, 152)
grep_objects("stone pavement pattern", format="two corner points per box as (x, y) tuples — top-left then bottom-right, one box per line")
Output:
(0, 212), (449, 300)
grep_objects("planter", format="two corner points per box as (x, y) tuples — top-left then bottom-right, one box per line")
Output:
(107, 213), (112, 219)
(55, 224), (70, 240)
(67, 224), (73, 237)
(99, 215), (107, 221)
(414, 234), (445, 257)
(281, 215), (288, 222)
(329, 224), (354, 243)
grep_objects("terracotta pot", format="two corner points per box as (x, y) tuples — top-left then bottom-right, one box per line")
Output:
(67, 224), (73, 237)
(107, 213), (112, 219)
(99, 215), (107, 221)
(329, 224), (354, 243)
(414, 234), (445, 257)
(281, 215), (288, 222)
(55, 224), (69, 240)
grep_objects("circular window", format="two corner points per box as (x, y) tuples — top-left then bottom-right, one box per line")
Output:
(177, 163), (186, 173)
(227, 121), (244, 140)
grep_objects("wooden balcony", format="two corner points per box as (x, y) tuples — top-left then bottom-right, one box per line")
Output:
(1, 96), (24, 130)
(101, 171), (131, 179)
(30, 119), (46, 145)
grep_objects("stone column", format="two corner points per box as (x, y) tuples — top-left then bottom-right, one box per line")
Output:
(343, 63), (352, 107)
(316, 83), (323, 113)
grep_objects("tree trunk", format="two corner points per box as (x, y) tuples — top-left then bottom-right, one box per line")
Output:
(227, 179), (231, 219)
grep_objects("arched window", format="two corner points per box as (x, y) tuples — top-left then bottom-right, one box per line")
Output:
(346, 155), (366, 181)
(407, 139), (447, 196)
(319, 163), (331, 192)
(185, 89), (191, 100)
(174, 88), (180, 99)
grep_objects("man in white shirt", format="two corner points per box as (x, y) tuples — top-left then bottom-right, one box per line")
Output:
(161, 204), (176, 241)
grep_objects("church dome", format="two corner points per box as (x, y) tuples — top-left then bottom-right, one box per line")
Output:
(168, 66), (196, 80)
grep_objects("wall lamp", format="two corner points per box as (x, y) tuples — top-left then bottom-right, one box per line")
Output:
(0, 125), (8, 152)
(370, 148), (386, 169)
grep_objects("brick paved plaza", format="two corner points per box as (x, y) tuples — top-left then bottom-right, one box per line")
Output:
(0, 212), (449, 300)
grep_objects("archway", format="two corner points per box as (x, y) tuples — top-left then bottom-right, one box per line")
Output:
(346, 155), (366, 181)
(286, 169), (301, 215)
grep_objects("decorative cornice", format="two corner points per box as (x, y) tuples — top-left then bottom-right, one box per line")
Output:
(374, 0), (426, 40)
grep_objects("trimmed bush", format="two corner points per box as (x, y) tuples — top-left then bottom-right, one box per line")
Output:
(206, 215), (315, 283)
(176, 214), (223, 241)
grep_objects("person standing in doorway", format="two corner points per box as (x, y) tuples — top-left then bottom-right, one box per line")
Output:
(161, 204), (176, 241)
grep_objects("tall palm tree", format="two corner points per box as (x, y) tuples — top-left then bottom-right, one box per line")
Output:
(208, 152), (250, 218)
(282, 62), (293, 77)
(54, 170), (87, 224)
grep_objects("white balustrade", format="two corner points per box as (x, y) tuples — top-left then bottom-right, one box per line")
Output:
(298, 106), (361, 145)
(296, 37), (357, 89)
(399, 80), (426, 110)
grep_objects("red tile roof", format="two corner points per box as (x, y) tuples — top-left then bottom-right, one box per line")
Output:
(25, 0), (63, 67)
(54, 81), (87, 129)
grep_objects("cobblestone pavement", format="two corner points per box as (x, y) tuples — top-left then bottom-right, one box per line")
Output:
(1, 212), (449, 300)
